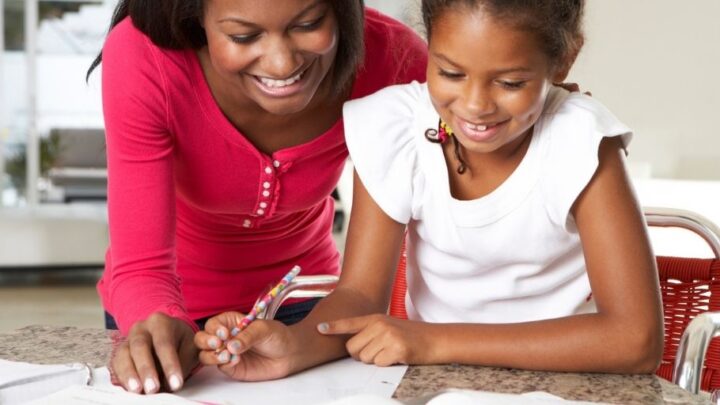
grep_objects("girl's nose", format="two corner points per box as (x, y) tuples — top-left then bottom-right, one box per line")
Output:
(260, 36), (303, 79)
(463, 84), (497, 117)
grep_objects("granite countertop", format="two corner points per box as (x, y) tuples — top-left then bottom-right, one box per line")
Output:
(0, 325), (711, 404)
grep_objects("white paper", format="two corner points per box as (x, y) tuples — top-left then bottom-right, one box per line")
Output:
(0, 359), (92, 404)
(178, 358), (408, 405)
(423, 389), (608, 405)
(24, 385), (200, 405)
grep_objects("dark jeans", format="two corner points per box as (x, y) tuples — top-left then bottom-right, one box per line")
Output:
(104, 298), (321, 331)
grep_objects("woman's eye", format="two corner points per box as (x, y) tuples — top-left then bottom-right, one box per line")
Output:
(229, 34), (259, 44)
(438, 69), (464, 80)
(295, 16), (325, 31)
(499, 80), (526, 89)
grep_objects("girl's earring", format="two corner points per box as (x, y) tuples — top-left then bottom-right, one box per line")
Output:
(425, 128), (443, 143)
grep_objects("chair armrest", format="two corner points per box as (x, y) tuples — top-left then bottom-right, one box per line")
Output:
(673, 311), (720, 394)
(260, 275), (339, 321)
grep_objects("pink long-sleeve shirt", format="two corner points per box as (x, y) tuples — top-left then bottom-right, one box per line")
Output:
(97, 8), (428, 334)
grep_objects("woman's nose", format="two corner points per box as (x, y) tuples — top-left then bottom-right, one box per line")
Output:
(260, 36), (302, 79)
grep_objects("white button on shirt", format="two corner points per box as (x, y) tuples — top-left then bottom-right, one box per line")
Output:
(242, 219), (252, 228)
(262, 190), (270, 197)
(265, 167), (273, 174)
(263, 182), (271, 189)
(273, 160), (281, 168)
(257, 209), (265, 215)
(259, 202), (268, 208)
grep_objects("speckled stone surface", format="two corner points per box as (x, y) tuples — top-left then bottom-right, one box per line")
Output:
(0, 325), (711, 404)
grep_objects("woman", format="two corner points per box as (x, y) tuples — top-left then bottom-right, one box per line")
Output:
(89, 0), (427, 394)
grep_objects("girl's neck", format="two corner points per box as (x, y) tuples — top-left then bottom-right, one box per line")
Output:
(444, 127), (534, 200)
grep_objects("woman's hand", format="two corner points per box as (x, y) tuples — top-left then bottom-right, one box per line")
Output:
(111, 313), (198, 394)
(317, 314), (435, 366)
(194, 312), (298, 381)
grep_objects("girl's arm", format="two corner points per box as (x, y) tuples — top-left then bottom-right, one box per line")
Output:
(321, 137), (664, 374)
(194, 170), (408, 380)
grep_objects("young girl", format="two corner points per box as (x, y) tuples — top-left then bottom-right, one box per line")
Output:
(195, 0), (663, 378)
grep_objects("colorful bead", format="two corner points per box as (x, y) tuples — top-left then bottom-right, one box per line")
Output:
(439, 120), (454, 143)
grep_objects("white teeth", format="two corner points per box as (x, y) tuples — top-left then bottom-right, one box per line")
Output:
(468, 123), (488, 131)
(259, 71), (303, 88)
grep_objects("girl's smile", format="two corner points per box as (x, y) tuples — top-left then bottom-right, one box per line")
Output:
(454, 116), (510, 143)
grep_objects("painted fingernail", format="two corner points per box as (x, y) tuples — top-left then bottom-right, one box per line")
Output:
(228, 340), (242, 353)
(168, 374), (183, 391)
(208, 337), (219, 349)
(230, 354), (239, 364)
(127, 378), (140, 392)
(144, 378), (157, 393)
(230, 327), (240, 337)
(317, 322), (329, 333)
(217, 351), (230, 363)
(216, 329), (228, 340)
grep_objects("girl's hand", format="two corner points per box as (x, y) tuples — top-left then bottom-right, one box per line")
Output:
(111, 313), (198, 394)
(194, 312), (297, 381)
(316, 314), (434, 366)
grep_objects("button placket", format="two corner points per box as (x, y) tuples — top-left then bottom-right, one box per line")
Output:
(255, 159), (277, 221)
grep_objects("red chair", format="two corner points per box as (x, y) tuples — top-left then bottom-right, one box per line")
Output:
(389, 208), (720, 393)
(646, 208), (720, 393)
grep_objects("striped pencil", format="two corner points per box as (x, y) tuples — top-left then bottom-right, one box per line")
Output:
(230, 265), (301, 336)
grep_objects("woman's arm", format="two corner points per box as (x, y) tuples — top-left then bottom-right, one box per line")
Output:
(320, 137), (664, 373)
(101, 20), (198, 394)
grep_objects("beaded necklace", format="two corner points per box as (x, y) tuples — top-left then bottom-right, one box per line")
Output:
(424, 119), (468, 174)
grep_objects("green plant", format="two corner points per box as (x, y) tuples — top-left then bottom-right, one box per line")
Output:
(5, 132), (63, 194)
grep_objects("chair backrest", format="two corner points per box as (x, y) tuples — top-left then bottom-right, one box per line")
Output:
(388, 208), (720, 391)
(645, 207), (720, 391)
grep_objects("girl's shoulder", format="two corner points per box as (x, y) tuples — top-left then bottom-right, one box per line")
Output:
(541, 88), (632, 144)
(343, 81), (432, 224)
(344, 81), (430, 147)
(537, 88), (633, 229)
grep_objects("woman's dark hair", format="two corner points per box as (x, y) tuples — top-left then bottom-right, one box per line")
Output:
(87, 0), (365, 97)
(421, 0), (585, 68)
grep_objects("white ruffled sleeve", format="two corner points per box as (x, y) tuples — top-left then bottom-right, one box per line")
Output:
(540, 93), (633, 231)
(343, 82), (423, 224)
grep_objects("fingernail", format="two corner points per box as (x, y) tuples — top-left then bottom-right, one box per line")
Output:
(317, 322), (329, 333)
(144, 378), (157, 393)
(228, 340), (242, 353)
(208, 337), (219, 349)
(216, 329), (228, 340)
(168, 374), (183, 391)
(218, 351), (230, 363)
(230, 327), (240, 337)
(127, 378), (140, 392)
(230, 354), (239, 365)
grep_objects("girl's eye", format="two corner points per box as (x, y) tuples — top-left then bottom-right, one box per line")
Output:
(294, 15), (325, 31)
(438, 69), (464, 80)
(499, 80), (526, 89)
(229, 34), (260, 44)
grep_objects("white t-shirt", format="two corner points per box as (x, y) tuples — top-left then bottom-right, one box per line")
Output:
(343, 82), (632, 324)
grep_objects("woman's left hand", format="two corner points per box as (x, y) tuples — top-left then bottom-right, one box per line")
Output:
(317, 314), (435, 366)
